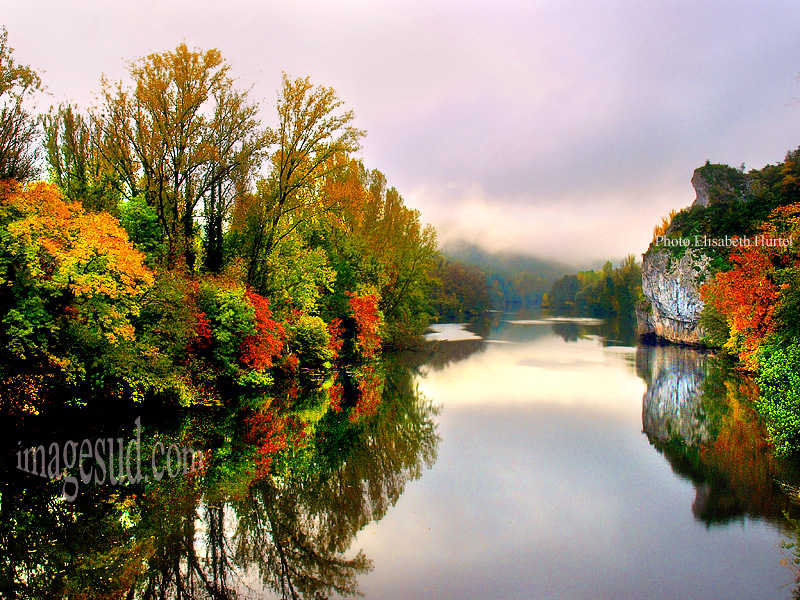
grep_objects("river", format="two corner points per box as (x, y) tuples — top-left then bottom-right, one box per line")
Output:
(351, 312), (799, 600)
(2, 312), (798, 598)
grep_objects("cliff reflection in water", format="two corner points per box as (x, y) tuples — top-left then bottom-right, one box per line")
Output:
(0, 357), (439, 599)
(638, 345), (711, 446)
(637, 344), (797, 525)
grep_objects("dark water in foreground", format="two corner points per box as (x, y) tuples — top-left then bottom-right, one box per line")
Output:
(352, 314), (799, 600)
(2, 312), (799, 598)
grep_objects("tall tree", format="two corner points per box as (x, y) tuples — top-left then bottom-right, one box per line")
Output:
(240, 74), (364, 287)
(43, 104), (121, 214)
(94, 43), (269, 269)
(0, 27), (42, 182)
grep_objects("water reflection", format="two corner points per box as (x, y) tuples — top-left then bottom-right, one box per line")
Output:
(637, 344), (799, 526)
(549, 314), (639, 347)
(0, 356), (439, 599)
(638, 344), (711, 446)
(383, 314), (794, 600)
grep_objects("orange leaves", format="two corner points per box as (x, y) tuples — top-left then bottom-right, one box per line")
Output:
(349, 365), (384, 423)
(194, 311), (213, 350)
(1, 182), (153, 346)
(702, 202), (800, 368)
(245, 407), (287, 479)
(652, 209), (678, 241)
(65, 211), (154, 299)
(327, 317), (344, 361)
(703, 246), (778, 368)
(346, 292), (382, 359)
(239, 291), (286, 371)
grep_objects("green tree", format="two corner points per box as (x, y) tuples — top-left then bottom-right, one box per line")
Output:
(0, 27), (42, 182)
(43, 104), (121, 214)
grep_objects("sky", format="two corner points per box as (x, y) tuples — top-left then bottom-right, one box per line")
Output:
(5, 0), (800, 266)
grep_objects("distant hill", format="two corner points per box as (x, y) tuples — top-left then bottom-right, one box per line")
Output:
(441, 240), (573, 308)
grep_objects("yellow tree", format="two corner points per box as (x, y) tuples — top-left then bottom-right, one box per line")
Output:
(0, 181), (153, 412)
(94, 43), (269, 270)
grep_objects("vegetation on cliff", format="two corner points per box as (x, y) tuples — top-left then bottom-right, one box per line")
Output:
(649, 149), (800, 455)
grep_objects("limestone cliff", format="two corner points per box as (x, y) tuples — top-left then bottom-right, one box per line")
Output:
(637, 248), (710, 345)
(636, 164), (744, 345)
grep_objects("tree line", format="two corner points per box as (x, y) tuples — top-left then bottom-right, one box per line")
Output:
(544, 255), (642, 319)
(0, 28), (483, 423)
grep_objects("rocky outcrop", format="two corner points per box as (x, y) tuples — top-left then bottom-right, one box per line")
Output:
(690, 169), (711, 208)
(637, 248), (709, 345)
(689, 162), (749, 208)
(636, 165), (742, 345)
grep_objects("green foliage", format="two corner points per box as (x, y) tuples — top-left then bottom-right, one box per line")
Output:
(774, 264), (800, 344)
(648, 152), (800, 455)
(0, 182), (153, 409)
(43, 104), (121, 215)
(696, 161), (749, 203)
(699, 301), (730, 348)
(289, 313), (333, 371)
(119, 194), (163, 264)
(653, 155), (800, 265)
(0, 26), (42, 182)
(197, 281), (281, 388)
(255, 229), (335, 315)
(426, 256), (491, 321)
(756, 342), (800, 457)
(548, 255), (642, 318)
(0, 34), (450, 499)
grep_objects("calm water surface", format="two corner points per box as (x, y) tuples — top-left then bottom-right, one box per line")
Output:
(353, 314), (797, 600)
(3, 313), (798, 598)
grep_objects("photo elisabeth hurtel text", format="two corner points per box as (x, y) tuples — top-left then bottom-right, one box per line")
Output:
(15, 417), (204, 501)
(654, 234), (793, 248)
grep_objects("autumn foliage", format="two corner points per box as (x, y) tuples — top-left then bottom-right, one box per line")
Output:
(239, 291), (285, 371)
(701, 243), (779, 369)
(349, 364), (384, 423)
(701, 203), (800, 369)
(0, 181), (153, 342)
(0, 181), (153, 408)
(346, 292), (382, 359)
(246, 408), (288, 480)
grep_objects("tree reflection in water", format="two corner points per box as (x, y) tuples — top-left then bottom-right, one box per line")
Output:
(637, 344), (800, 526)
(636, 344), (800, 594)
(0, 357), (440, 599)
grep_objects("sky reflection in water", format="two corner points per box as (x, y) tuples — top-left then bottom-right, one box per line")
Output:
(353, 316), (793, 600)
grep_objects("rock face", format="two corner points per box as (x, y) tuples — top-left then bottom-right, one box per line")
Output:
(691, 168), (711, 208)
(637, 248), (710, 345)
(636, 166), (733, 345)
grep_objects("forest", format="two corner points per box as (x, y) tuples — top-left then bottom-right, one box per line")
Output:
(544, 254), (642, 319)
(0, 29), (457, 597)
(0, 29), (451, 416)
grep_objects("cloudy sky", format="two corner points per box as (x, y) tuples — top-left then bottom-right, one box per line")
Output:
(5, 0), (800, 265)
